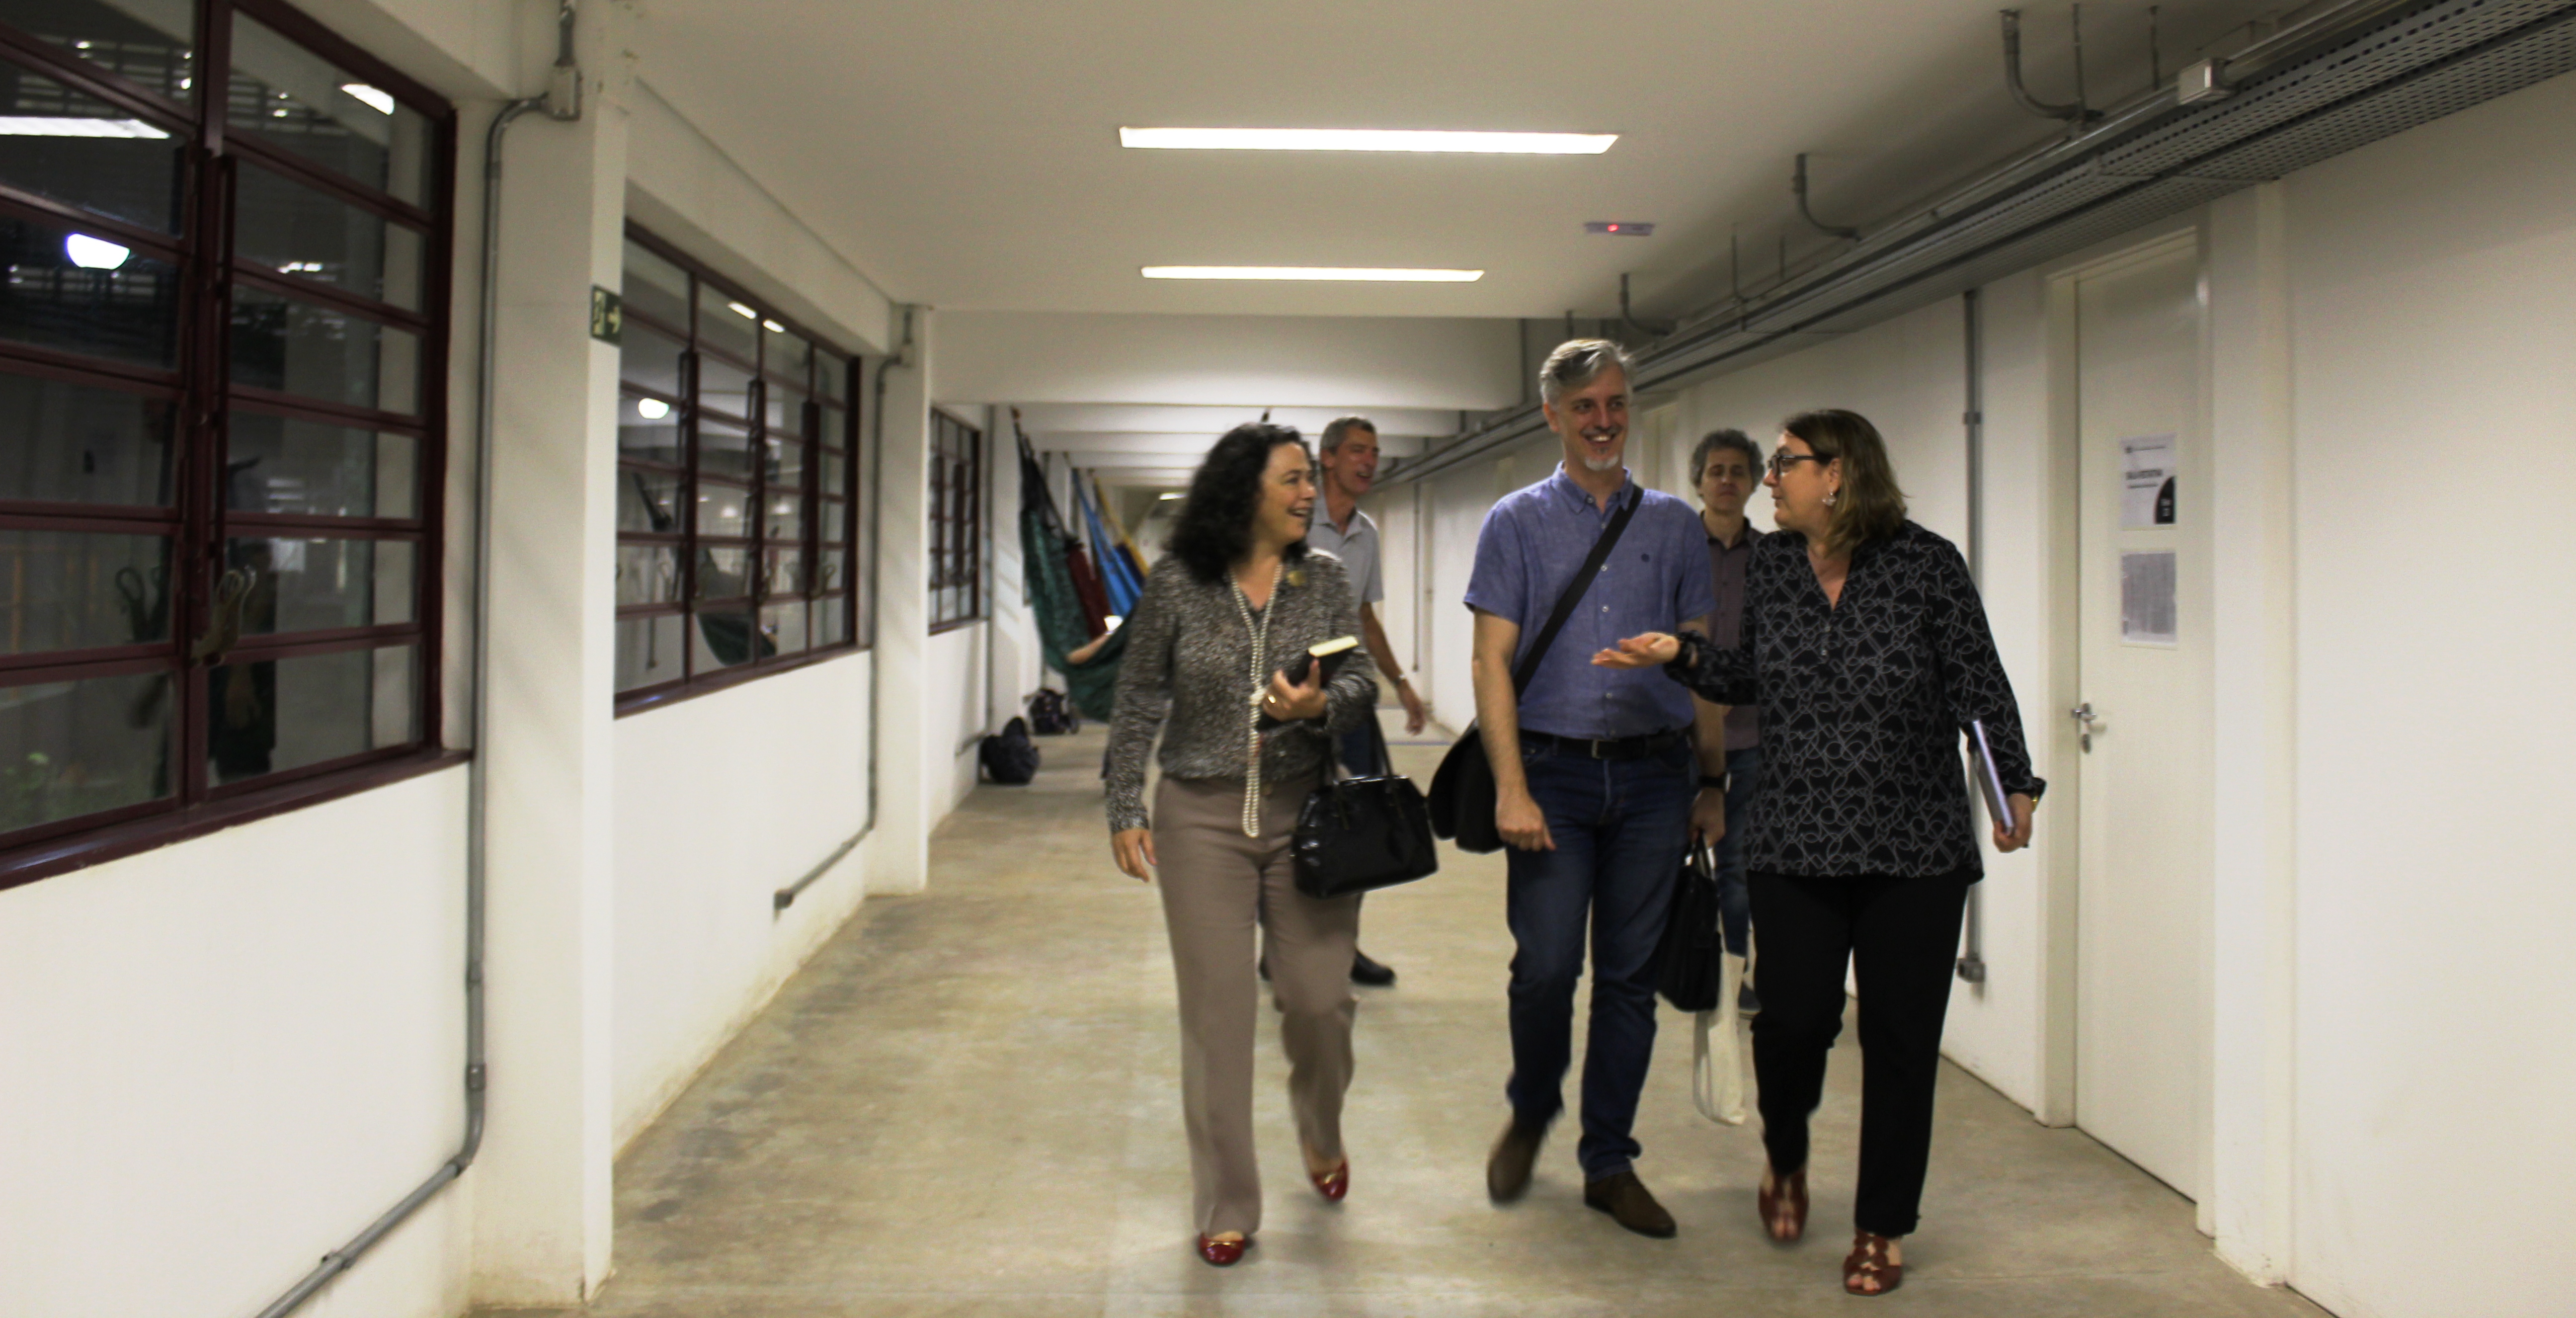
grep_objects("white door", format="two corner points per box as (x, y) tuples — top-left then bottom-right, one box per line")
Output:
(2071, 233), (2214, 1200)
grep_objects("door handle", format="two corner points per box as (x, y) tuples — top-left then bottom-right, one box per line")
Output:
(2070, 701), (2102, 752)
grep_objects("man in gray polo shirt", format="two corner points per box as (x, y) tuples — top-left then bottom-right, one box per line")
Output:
(1306, 415), (1424, 988)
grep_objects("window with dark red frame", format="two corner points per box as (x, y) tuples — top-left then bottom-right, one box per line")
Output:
(928, 409), (982, 631)
(615, 226), (863, 709)
(0, 0), (455, 887)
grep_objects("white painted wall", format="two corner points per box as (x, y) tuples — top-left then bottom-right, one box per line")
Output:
(935, 312), (1520, 410)
(2278, 72), (2576, 1318)
(0, 769), (474, 1318)
(612, 654), (873, 1148)
(928, 624), (992, 818)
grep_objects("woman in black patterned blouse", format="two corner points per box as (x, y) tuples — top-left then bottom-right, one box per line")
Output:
(1594, 409), (2042, 1298)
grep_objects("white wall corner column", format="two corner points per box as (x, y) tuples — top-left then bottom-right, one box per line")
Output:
(2204, 183), (2298, 1283)
(467, 6), (634, 1301)
(867, 311), (935, 893)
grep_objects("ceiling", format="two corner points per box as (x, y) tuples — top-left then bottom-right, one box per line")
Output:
(635, 0), (2278, 322)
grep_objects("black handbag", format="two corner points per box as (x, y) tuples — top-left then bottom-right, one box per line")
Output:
(1293, 719), (1440, 899)
(1427, 488), (1644, 852)
(1654, 841), (1725, 1012)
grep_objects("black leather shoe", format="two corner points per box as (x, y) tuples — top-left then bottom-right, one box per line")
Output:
(1585, 1170), (1678, 1238)
(1486, 1115), (1547, 1202)
(1351, 949), (1397, 987)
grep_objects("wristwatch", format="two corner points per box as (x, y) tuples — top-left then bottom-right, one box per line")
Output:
(1698, 774), (1727, 790)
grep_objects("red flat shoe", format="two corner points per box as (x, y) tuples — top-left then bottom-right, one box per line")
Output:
(1197, 1233), (1251, 1267)
(1309, 1158), (1350, 1203)
(1758, 1167), (1808, 1242)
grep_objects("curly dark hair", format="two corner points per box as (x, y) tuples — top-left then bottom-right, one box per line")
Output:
(1166, 422), (1312, 583)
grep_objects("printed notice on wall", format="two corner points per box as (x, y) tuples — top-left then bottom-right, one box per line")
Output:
(2122, 550), (2178, 646)
(2121, 433), (2177, 528)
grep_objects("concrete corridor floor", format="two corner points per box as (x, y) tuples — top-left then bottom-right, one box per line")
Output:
(502, 723), (2329, 1318)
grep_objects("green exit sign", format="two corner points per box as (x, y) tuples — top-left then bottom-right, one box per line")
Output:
(590, 286), (623, 345)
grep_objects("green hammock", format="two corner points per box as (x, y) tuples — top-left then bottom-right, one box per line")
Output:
(1017, 421), (1128, 721)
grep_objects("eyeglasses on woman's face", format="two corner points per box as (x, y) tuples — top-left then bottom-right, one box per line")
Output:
(1768, 450), (1829, 479)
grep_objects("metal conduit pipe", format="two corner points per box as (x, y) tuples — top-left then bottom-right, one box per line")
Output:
(1956, 288), (1989, 986)
(250, 5), (581, 1313)
(1389, 0), (2576, 488)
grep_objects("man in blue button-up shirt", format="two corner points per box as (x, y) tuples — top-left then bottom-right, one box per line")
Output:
(1465, 340), (1716, 1238)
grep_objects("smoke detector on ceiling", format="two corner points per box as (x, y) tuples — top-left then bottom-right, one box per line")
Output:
(1584, 221), (1655, 237)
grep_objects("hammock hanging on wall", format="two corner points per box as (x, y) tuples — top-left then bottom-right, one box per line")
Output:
(1072, 473), (1142, 619)
(1014, 413), (1126, 721)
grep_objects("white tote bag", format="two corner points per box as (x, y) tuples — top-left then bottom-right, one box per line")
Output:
(1691, 952), (1750, 1125)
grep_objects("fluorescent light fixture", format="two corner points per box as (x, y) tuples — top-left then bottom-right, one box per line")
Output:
(761, 319), (785, 333)
(1157, 492), (1185, 500)
(0, 116), (169, 139)
(65, 234), (130, 270)
(634, 397), (671, 421)
(1121, 127), (1614, 154)
(339, 82), (395, 115)
(1142, 266), (1481, 282)
(726, 301), (759, 320)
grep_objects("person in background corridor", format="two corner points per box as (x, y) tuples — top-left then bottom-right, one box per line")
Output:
(1593, 408), (2043, 1297)
(1307, 414), (1425, 988)
(1468, 340), (1716, 1239)
(1105, 423), (1381, 1267)
(1690, 428), (1767, 1014)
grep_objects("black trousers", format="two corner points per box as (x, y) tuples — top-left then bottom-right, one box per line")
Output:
(1748, 868), (1972, 1237)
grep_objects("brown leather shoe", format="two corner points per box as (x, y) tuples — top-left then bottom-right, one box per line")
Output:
(1584, 1170), (1678, 1238)
(1485, 1116), (1547, 1202)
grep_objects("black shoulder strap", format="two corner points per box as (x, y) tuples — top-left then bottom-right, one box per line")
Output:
(1510, 486), (1643, 695)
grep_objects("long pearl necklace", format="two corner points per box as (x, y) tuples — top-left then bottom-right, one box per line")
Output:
(1227, 560), (1286, 838)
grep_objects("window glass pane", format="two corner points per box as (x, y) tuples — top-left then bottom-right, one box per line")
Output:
(228, 535), (413, 636)
(0, 528), (169, 653)
(817, 593), (849, 645)
(765, 433), (805, 490)
(230, 286), (421, 414)
(208, 643), (417, 785)
(763, 380), (806, 437)
(227, 15), (436, 206)
(696, 480), (747, 534)
(762, 494), (803, 546)
(694, 282), (758, 365)
(0, 373), (176, 506)
(818, 403), (847, 453)
(816, 349), (848, 404)
(0, 0), (194, 100)
(618, 391), (682, 464)
(764, 547), (802, 597)
(0, 668), (174, 832)
(819, 548), (849, 597)
(617, 320), (684, 400)
(619, 467), (680, 533)
(764, 325), (808, 389)
(614, 612), (683, 692)
(759, 600), (806, 656)
(0, 210), (180, 367)
(820, 451), (846, 499)
(620, 239), (688, 330)
(693, 543), (750, 601)
(235, 163), (426, 310)
(224, 413), (416, 518)
(615, 542), (678, 605)
(698, 352), (752, 422)
(0, 63), (186, 232)
(696, 415), (751, 483)
(820, 499), (846, 544)
(690, 604), (764, 670)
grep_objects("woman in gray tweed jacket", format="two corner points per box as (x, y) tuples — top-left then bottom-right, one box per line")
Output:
(1106, 423), (1379, 1266)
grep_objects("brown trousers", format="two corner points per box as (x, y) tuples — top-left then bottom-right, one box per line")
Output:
(1152, 774), (1362, 1237)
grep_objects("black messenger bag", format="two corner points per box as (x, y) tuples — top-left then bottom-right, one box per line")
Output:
(1426, 488), (1642, 853)
(1292, 719), (1439, 899)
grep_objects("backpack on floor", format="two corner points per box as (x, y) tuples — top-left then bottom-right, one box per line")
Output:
(1027, 687), (1080, 735)
(978, 717), (1043, 785)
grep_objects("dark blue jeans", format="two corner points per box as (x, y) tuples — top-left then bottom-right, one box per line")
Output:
(1711, 745), (1763, 957)
(1504, 735), (1695, 1180)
